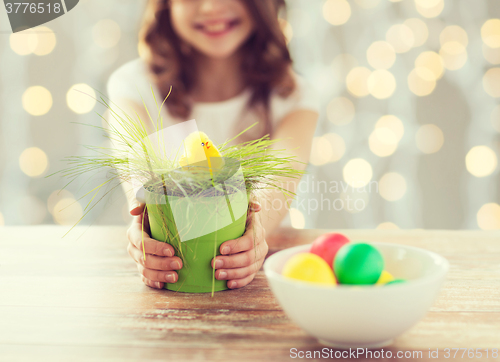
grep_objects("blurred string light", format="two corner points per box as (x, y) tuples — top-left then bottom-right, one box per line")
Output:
(332, 54), (358, 82)
(52, 198), (83, 225)
(9, 26), (56, 56)
(404, 18), (428, 47)
(483, 68), (500, 98)
(289, 208), (305, 229)
(9, 32), (37, 55)
(354, 0), (381, 9)
(415, 124), (444, 154)
(310, 133), (345, 166)
(379, 172), (407, 201)
(369, 128), (398, 157)
(343, 158), (373, 188)
(440, 25), (468, 47)
(383, 19), (428, 59)
(481, 19), (500, 49)
(47, 189), (75, 215)
(376, 115), (404, 140)
(465, 146), (498, 177)
(367, 69), (396, 99)
(18, 195), (47, 224)
(346, 67), (371, 97)
(322, 0), (351, 26)
(440, 42), (467, 70)
(477, 203), (500, 230)
(439, 25), (468, 70)
(386, 24), (414, 53)
(415, 51), (444, 80)
(415, 0), (441, 7)
(326, 97), (355, 125)
(408, 67), (436, 96)
(92, 19), (121, 48)
(310, 136), (333, 166)
(66, 83), (96, 114)
(323, 133), (346, 162)
(376, 222), (399, 229)
(19, 147), (48, 177)
(310, 133), (346, 165)
(33, 26), (56, 55)
(482, 45), (500, 65)
(22, 86), (52, 116)
(415, 0), (444, 18)
(369, 115), (404, 157)
(367, 41), (396, 69)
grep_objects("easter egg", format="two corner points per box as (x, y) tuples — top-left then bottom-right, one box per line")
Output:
(386, 279), (406, 285)
(333, 242), (384, 284)
(376, 270), (395, 285)
(282, 253), (336, 286)
(310, 233), (350, 268)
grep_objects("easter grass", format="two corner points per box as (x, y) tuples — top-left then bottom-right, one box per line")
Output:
(46, 86), (305, 295)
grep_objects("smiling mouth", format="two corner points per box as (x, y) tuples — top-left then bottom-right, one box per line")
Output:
(194, 19), (242, 36)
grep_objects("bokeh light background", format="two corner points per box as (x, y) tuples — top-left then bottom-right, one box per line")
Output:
(0, 0), (499, 231)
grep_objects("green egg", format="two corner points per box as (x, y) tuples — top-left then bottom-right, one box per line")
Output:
(333, 242), (384, 284)
(386, 279), (406, 285)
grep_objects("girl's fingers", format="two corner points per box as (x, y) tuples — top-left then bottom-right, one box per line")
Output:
(222, 215), (265, 255)
(130, 202), (145, 216)
(132, 204), (150, 234)
(215, 257), (264, 280)
(245, 202), (261, 226)
(245, 201), (261, 225)
(226, 272), (257, 289)
(219, 232), (254, 256)
(127, 223), (174, 256)
(141, 275), (164, 289)
(248, 201), (261, 212)
(212, 238), (268, 269)
(127, 243), (183, 271)
(137, 263), (178, 284)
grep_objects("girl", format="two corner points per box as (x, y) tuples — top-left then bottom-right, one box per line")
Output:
(107, 0), (319, 290)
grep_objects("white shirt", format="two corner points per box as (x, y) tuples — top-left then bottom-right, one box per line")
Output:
(106, 57), (320, 145)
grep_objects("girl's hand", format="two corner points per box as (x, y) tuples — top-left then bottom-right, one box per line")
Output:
(127, 203), (183, 289)
(211, 201), (268, 289)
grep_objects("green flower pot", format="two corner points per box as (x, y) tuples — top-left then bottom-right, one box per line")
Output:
(144, 158), (248, 293)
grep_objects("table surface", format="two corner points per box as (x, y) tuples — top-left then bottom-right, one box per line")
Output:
(1, 226), (499, 361)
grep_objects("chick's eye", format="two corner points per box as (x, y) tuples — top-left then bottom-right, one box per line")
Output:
(201, 142), (205, 146)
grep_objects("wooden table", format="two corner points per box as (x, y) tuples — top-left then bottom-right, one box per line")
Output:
(1, 226), (499, 361)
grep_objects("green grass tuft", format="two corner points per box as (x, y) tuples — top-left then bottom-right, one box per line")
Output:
(47, 86), (305, 237)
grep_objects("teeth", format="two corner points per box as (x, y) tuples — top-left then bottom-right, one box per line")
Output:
(204, 22), (228, 33)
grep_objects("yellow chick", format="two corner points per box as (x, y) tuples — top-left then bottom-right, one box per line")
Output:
(178, 131), (224, 175)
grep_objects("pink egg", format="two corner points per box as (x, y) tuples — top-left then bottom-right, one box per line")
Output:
(310, 233), (350, 269)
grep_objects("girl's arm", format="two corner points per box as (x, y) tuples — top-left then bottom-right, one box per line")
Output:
(258, 109), (319, 236)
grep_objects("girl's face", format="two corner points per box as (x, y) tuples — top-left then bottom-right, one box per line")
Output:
(170, 0), (254, 59)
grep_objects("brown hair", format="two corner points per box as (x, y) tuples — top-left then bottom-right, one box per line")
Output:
(139, 0), (295, 141)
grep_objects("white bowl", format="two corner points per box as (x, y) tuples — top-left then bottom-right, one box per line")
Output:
(264, 242), (449, 349)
